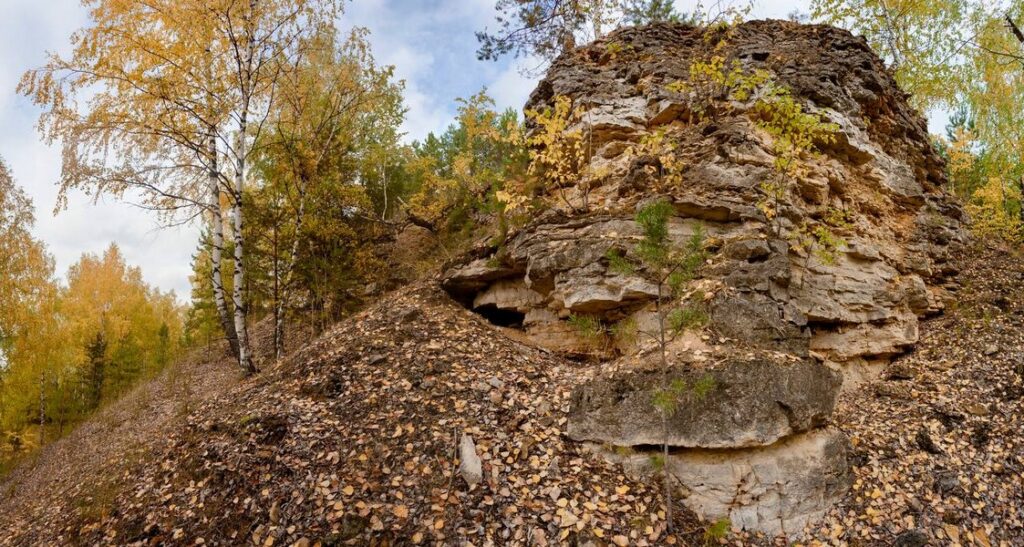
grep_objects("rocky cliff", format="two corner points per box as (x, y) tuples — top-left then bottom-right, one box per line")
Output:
(444, 20), (966, 535)
(4, 20), (1022, 547)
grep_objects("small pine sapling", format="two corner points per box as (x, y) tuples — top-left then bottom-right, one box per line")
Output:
(610, 198), (713, 534)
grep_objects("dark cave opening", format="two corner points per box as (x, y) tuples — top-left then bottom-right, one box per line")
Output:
(473, 304), (526, 328)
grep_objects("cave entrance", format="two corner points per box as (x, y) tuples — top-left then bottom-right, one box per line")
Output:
(473, 304), (525, 328)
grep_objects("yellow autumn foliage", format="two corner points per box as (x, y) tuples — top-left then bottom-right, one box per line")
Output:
(967, 176), (1024, 243)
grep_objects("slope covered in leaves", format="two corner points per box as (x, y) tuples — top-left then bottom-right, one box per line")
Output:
(0, 346), (239, 544)
(1, 242), (1022, 546)
(807, 243), (1024, 545)
(1, 284), (705, 546)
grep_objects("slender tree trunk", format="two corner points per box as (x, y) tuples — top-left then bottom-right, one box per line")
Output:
(232, 127), (257, 375)
(272, 178), (309, 360)
(656, 281), (673, 533)
(57, 381), (65, 436)
(209, 132), (241, 361)
(272, 220), (282, 360)
(381, 156), (388, 220)
(38, 374), (45, 446)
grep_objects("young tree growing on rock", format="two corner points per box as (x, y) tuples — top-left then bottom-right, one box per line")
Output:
(525, 95), (608, 212)
(605, 198), (710, 533)
(669, 51), (843, 267)
(752, 82), (839, 240)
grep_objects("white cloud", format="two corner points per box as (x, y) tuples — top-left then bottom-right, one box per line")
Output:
(372, 45), (451, 141)
(342, 0), (537, 141)
(488, 61), (540, 114)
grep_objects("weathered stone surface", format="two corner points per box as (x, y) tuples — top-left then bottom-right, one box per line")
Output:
(523, 320), (601, 357)
(472, 280), (544, 312)
(666, 429), (851, 536)
(552, 263), (659, 312)
(459, 434), (482, 487)
(568, 356), (841, 448)
(444, 21), (965, 369)
(810, 313), (918, 360)
(790, 254), (906, 324)
(568, 96), (647, 147)
(592, 429), (851, 537)
(710, 291), (808, 355)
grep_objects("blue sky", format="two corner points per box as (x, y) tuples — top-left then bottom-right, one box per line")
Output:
(0, 0), (812, 297)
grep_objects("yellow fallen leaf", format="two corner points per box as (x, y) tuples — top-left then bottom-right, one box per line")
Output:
(976, 528), (992, 547)
(393, 505), (409, 519)
(943, 524), (960, 542)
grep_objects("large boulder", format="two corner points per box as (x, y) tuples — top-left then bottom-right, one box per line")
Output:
(442, 20), (967, 537)
(568, 356), (842, 448)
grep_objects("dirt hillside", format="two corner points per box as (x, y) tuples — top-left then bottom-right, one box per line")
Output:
(0, 242), (1020, 546)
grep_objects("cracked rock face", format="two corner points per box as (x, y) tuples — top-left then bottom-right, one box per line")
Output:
(568, 356), (842, 448)
(594, 429), (852, 536)
(444, 20), (966, 536)
(667, 429), (852, 536)
(444, 20), (965, 366)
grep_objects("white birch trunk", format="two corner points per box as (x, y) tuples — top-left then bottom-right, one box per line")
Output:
(232, 126), (256, 375)
(208, 131), (240, 361)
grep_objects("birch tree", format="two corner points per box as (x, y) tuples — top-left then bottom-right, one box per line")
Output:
(253, 27), (403, 359)
(20, 0), (343, 374)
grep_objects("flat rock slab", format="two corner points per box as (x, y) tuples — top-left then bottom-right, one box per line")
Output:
(669, 428), (851, 536)
(568, 356), (841, 448)
(593, 428), (851, 537)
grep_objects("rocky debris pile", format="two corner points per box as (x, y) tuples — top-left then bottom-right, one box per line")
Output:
(8, 284), (719, 546)
(443, 20), (966, 536)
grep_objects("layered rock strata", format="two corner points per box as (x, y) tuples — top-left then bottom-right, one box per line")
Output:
(443, 20), (965, 536)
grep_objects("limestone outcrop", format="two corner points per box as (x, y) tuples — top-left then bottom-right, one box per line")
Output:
(443, 20), (965, 537)
(444, 20), (964, 365)
(591, 428), (851, 536)
(568, 355), (841, 448)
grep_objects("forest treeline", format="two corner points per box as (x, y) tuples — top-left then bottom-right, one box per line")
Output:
(0, 160), (180, 463)
(4, 0), (1024, 473)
